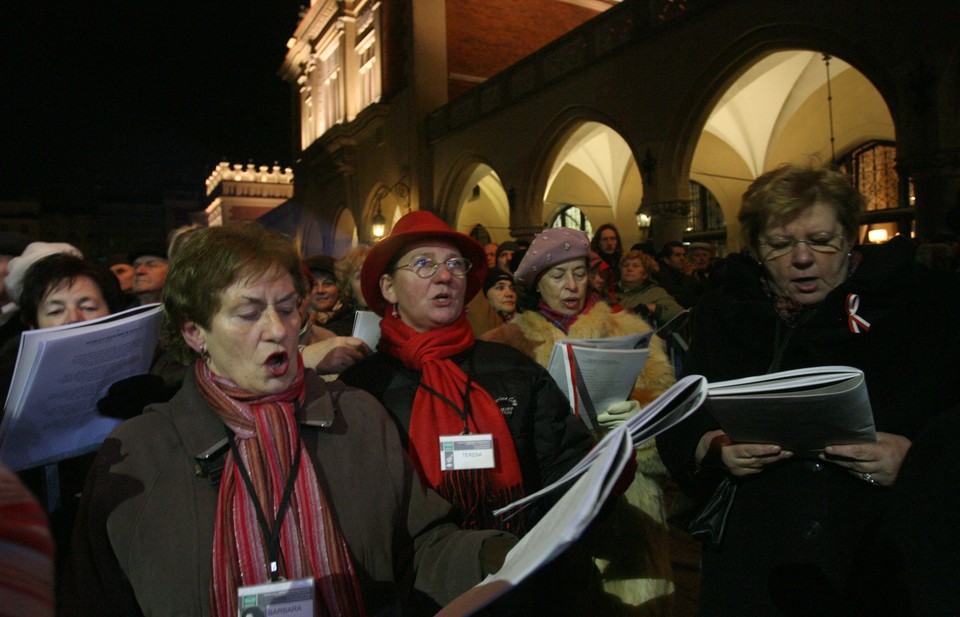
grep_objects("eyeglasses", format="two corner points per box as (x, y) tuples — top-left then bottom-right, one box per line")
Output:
(759, 232), (846, 260)
(394, 257), (472, 278)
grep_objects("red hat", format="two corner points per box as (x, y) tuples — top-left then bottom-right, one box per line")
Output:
(360, 210), (487, 316)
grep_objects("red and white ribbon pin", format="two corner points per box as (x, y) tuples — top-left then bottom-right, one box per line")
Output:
(846, 293), (871, 333)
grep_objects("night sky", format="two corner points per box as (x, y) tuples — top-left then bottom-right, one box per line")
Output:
(0, 2), (305, 203)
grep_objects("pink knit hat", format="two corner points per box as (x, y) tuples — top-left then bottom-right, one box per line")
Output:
(513, 227), (590, 290)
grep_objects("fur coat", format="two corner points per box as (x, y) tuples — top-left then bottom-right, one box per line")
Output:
(482, 302), (677, 615)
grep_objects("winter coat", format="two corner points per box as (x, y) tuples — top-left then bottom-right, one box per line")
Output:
(652, 264), (701, 309)
(657, 236), (960, 616)
(58, 369), (508, 617)
(482, 301), (678, 614)
(340, 339), (618, 615)
(340, 339), (594, 530)
(616, 280), (685, 326)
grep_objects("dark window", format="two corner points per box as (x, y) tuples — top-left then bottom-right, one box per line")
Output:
(684, 181), (727, 255)
(469, 224), (491, 245)
(686, 181), (725, 232)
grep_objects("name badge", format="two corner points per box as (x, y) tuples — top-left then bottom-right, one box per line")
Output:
(439, 434), (496, 471)
(237, 577), (314, 617)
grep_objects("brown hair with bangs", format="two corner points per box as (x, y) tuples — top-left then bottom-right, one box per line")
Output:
(161, 224), (308, 363)
(738, 164), (865, 257)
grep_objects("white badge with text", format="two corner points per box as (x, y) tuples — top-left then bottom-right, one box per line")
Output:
(439, 434), (496, 471)
(237, 577), (314, 617)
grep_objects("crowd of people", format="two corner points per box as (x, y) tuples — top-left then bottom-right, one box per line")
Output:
(0, 163), (957, 616)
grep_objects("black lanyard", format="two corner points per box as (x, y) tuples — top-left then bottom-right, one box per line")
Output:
(418, 374), (474, 434)
(226, 428), (302, 582)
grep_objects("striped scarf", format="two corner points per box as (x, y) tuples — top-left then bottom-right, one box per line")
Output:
(378, 313), (526, 533)
(0, 464), (54, 617)
(196, 360), (365, 617)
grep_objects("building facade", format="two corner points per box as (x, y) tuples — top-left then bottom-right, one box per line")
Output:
(281, 0), (960, 256)
(203, 161), (295, 227)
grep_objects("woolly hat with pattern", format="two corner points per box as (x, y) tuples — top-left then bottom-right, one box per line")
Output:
(360, 210), (487, 317)
(513, 227), (590, 291)
(6, 242), (83, 304)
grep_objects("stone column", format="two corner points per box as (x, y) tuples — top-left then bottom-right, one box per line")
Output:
(641, 199), (691, 252)
(903, 148), (960, 240)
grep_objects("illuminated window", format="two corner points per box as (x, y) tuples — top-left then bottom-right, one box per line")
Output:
(838, 141), (900, 211)
(355, 2), (382, 111)
(317, 40), (344, 133)
(838, 141), (914, 242)
(550, 205), (593, 237)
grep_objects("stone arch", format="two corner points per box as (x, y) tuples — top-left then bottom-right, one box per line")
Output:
(661, 27), (897, 250)
(436, 153), (511, 242)
(331, 206), (358, 258)
(524, 106), (643, 246)
(668, 24), (898, 185)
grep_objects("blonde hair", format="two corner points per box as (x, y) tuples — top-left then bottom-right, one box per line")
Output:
(334, 244), (372, 306)
(620, 250), (656, 279)
(739, 164), (864, 256)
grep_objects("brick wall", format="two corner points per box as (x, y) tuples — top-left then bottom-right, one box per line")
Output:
(446, 0), (601, 98)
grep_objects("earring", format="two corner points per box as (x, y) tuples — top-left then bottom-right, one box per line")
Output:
(199, 343), (209, 362)
(392, 304), (399, 319)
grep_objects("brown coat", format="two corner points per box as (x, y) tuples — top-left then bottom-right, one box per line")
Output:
(58, 370), (506, 617)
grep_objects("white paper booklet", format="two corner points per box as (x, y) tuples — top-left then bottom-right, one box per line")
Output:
(439, 366), (876, 614)
(0, 304), (163, 471)
(706, 365), (876, 455)
(436, 426), (636, 617)
(351, 309), (382, 350)
(546, 333), (651, 424)
(493, 374), (708, 519)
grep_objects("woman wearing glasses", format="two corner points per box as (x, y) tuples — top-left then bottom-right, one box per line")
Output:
(658, 164), (960, 615)
(481, 227), (678, 614)
(340, 211), (593, 533)
(340, 211), (606, 612)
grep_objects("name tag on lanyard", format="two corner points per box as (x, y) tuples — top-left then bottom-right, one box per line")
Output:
(439, 434), (496, 471)
(237, 577), (314, 617)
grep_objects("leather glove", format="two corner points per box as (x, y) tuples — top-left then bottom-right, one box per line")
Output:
(596, 399), (642, 430)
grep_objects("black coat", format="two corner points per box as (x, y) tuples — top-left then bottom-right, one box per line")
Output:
(653, 262), (701, 308)
(341, 339), (593, 531)
(658, 237), (960, 616)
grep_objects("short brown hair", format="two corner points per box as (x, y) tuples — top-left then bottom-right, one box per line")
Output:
(739, 164), (864, 255)
(161, 224), (308, 363)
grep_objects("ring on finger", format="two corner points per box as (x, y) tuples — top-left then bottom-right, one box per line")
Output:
(861, 472), (878, 485)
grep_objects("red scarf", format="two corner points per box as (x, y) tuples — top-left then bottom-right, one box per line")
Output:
(378, 313), (525, 531)
(196, 360), (366, 617)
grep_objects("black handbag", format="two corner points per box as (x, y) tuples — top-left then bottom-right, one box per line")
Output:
(685, 476), (736, 548)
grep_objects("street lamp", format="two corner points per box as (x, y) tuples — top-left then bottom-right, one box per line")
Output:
(636, 209), (652, 243)
(371, 176), (410, 239)
(372, 207), (386, 239)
